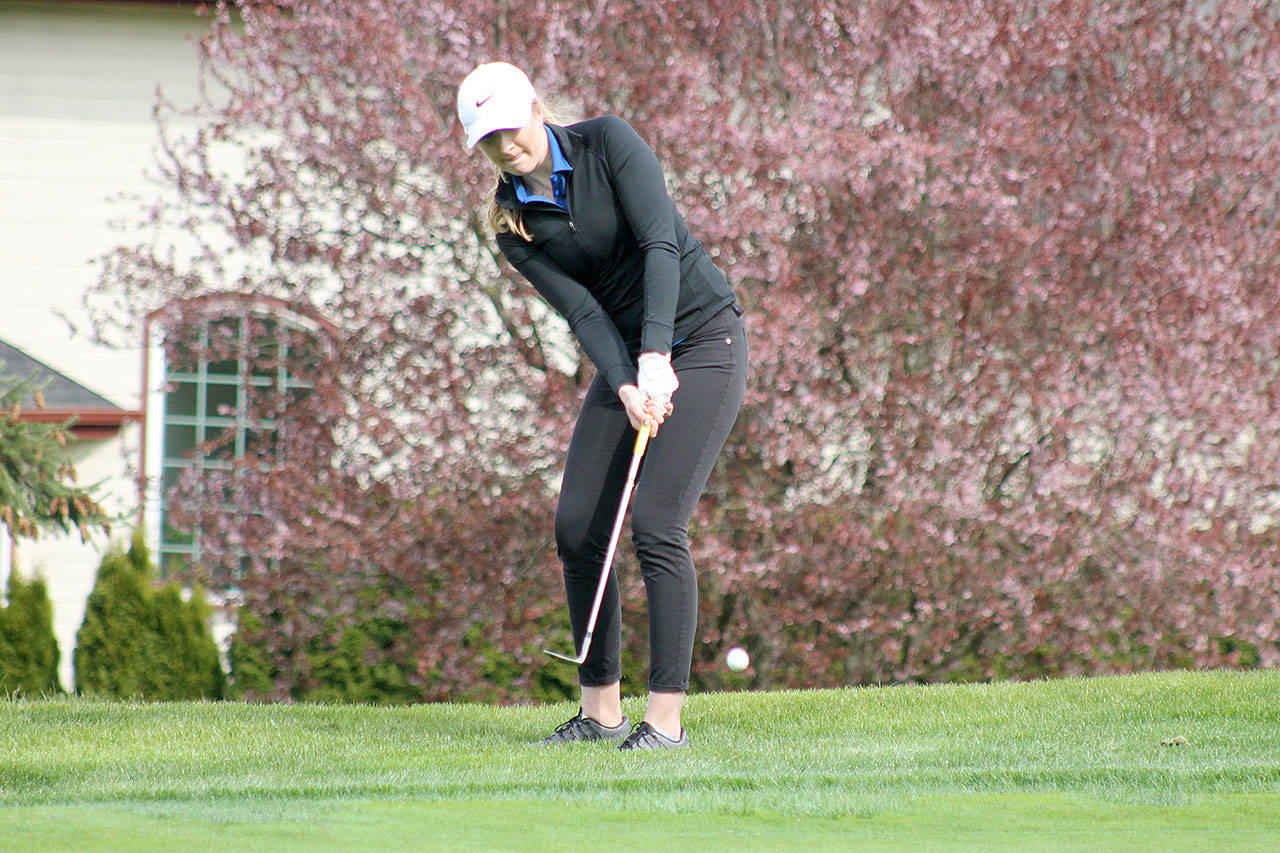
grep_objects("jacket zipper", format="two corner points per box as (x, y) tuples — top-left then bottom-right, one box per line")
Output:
(564, 178), (598, 259)
(565, 173), (577, 232)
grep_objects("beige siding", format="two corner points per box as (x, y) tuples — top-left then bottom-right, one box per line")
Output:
(1, 0), (206, 406)
(0, 1), (208, 690)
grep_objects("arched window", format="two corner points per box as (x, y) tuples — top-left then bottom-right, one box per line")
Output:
(146, 295), (336, 583)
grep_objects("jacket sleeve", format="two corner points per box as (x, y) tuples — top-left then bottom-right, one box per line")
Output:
(598, 116), (680, 355)
(499, 234), (638, 393)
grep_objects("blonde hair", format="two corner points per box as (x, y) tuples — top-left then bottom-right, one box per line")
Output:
(483, 100), (568, 242)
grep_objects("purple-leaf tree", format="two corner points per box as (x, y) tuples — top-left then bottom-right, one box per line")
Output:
(91, 0), (1280, 701)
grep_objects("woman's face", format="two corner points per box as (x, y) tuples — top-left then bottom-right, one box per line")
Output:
(476, 107), (549, 176)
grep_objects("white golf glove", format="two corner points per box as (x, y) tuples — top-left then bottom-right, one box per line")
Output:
(637, 352), (679, 405)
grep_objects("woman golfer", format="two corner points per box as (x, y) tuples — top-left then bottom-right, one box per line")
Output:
(457, 62), (748, 751)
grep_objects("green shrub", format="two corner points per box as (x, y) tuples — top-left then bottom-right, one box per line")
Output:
(74, 532), (225, 700)
(150, 583), (226, 700)
(0, 571), (61, 696)
(229, 594), (422, 705)
(226, 606), (274, 699)
(226, 589), (583, 705)
(301, 617), (419, 705)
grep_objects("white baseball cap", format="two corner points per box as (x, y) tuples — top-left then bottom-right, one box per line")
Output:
(456, 62), (537, 149)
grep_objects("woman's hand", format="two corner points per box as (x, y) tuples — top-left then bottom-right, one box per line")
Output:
(618, 384), (673, 435)
(637, 352), (679, 404)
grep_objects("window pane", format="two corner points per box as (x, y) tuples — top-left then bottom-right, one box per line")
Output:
(285, 382), (314, 406)
(204, 318), (242, 378)
(166, 337), (199, 374)
(204, 425), (239, 459)
(163, 424), (197, 460)
(161, 464), (183, 493)
(166, 381), (198, 417)
(244, 428), (279, 459)
(249, 324), (280, 379)
(207, 356), (239, 378)
(205, 381), (240, 418)
(162, 518), (194, 548)
(160, 550), (191, 577)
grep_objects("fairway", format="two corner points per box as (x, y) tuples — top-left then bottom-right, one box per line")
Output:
(3, 670), (1279, 850)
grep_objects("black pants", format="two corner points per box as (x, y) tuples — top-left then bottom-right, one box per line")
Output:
(554, 305), (748, 692)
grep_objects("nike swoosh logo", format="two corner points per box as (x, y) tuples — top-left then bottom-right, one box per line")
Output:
(476, 95), (493, 107)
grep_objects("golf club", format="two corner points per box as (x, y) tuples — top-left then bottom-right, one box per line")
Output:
(544, 423), (651, 665)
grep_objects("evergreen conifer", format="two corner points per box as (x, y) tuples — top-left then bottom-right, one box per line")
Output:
(75, 532), (225, 700)
(0, 572), (61, 696)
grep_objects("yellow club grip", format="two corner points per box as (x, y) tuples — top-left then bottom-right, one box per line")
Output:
(634, 423), (651, 457)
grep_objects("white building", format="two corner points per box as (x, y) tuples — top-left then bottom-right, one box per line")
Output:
(1, 0), (211, 689)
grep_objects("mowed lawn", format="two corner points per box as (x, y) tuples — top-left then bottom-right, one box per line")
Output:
(2, 670), (1278, 851)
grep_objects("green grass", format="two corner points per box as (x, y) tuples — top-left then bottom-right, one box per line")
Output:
(2, 669), (1279, 850)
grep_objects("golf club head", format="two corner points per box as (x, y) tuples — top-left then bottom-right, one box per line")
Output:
(542, 648), (588, 664)
(544, 630), (593, 665)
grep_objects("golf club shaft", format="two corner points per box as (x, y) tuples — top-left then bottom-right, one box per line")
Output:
(545, 424), (651, 664)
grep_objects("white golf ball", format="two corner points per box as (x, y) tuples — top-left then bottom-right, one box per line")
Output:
(726, 646), (750, 672)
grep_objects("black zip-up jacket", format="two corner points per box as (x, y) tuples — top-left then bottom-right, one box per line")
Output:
(496, 115), (736, 393)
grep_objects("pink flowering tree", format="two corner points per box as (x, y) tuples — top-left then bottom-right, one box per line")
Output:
(92, 0), (1280, 701)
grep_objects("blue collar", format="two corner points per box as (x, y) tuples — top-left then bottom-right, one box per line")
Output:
(513, 126), (572, 209)
(545, 125), (572, 174)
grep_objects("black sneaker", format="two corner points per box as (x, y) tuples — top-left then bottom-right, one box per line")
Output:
(534, 709), (630, 745)
(617, 721), (689, 751)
